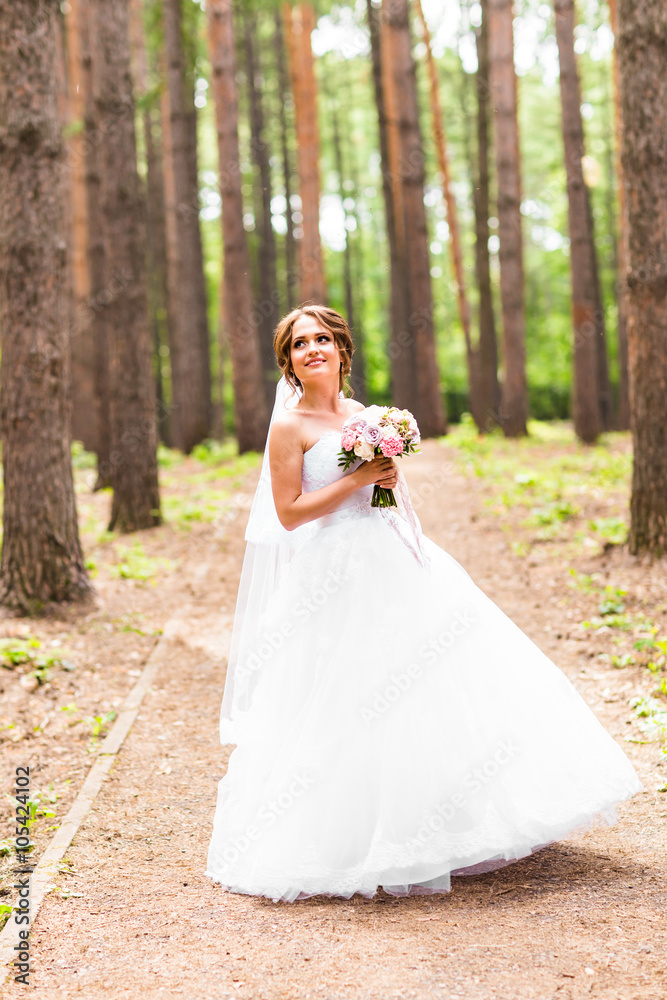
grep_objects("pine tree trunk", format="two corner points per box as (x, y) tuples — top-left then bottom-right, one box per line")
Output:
(342, 62), (369, 405)
(207, 0), (269, 453)
(89, 0), (161, 532)
(554, 0), (601, 444)
(366, 0), (417, 414)
(64, 0), (97, 453)
(129, 0), (174, 446)
(586, 187), (614, 431)
(616, 0), (667, 556)
(608, 0), (630, 431)
(79, 0), (112, 486)
(415, 0), (474, 411)
(274, 9), (297, 311)
(473, 0), (501, 432)
(328, 85), (368, 403)
(243, 10), (280, 412)
(385, 0), (446, 437)
(282, 2), (326, 305)
(488, 0), (528, 437)
(0, 0), (91, 612)
(163, 0), (211, 452)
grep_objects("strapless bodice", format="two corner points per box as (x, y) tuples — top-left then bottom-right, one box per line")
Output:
(301, 430), (374, 522)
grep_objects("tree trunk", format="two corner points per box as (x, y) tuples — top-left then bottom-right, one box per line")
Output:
(274, 9), (297, 311)
(586, 188), (614, 431)
(77, 0), (112, 487)
(488, 0), (528, 437)
(0, 0), (91, 612)
(163, 0), (211, 452)
(89, 0), (161, 531)
(414, 0), (474, 413)
(129, 0), (174, 447)
(385, 0), (446, 437)
(473, 0), (501, 432)
(554, 0), (601, 444)
(608, 0), (630, 431)
(207, 0), (269, 453)
(366, 0), (417, 414)
(342, 62), (369, 405)
(328, 80), (368, 403)
(282, 2), (326, 305)
(243, 9), (280, 412)
(616, 0), (667, 556)
(64, 0), (97, 452)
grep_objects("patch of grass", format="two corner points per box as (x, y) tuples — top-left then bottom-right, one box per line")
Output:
(82, 711), (117, 738)
(444, 420), (631, 552)
(0, 638), (76, 684)
(626, 696), (667, 744)
(109, 543), (176, 583)
(588, 516), (628, 546)
(0, 903), (12, 931)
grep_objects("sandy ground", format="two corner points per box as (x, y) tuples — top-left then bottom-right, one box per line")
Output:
(1, 439), (665, 1000)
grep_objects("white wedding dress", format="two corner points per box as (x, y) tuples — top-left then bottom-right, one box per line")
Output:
(206, 398), (642, 903)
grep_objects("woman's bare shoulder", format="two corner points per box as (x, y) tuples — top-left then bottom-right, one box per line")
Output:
(269, 411), (305, 449)
(345, 398), (366, 415)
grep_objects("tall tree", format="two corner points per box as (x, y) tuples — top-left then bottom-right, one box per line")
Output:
(243, 7), (280, 412)
(616, 0), (667, 555)
(274, 9), (297, 311)
(414, 0), (474, 415)
(163, 0), (211, 452)
(64, 0), (97, 452)
(282, 2), (326, 305)
(207, 0), (269, 453)
(0, 0), (90, 612)
(341, 62), (370, 405)
(366, 0), (417, 414)
(607, 0), (630, 430)
(89, 0), (161, 531)
(129, 0), (174, 445)
(472, 0), (501, 431)
(79, 0), (111, 486)
(554, 0), (601, 443)
(488, 0), (528, 437)
(330, 96), (368, 404)
(384, 0), (446, 437)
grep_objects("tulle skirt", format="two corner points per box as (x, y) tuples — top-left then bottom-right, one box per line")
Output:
(205, 507), (642, 902)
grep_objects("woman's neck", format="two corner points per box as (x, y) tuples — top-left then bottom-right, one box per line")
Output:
(297, 379), (343, 415)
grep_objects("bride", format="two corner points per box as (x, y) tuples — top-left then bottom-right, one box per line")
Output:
(206, 304), (642, 903)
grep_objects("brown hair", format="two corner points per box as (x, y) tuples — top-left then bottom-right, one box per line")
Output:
(273, 305), (354, 396)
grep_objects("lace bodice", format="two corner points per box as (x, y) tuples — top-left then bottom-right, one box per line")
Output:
(300, 431), (428, 568)
(301, 431), (374, 512)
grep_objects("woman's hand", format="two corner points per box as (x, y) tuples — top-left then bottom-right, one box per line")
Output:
(353, 455), (398, 489)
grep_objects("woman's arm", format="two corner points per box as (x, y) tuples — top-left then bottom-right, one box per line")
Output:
(269, 418), (397, 531)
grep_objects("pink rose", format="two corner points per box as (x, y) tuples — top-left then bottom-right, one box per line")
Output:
(341, 427), (357, 451)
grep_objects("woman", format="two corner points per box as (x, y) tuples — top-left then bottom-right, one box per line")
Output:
(206, 304), (642, 903)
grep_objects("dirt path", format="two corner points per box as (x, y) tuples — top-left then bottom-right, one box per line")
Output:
(2, 441), (665, 1000)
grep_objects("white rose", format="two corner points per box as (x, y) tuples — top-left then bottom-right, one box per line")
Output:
(354, 439), (375, 462)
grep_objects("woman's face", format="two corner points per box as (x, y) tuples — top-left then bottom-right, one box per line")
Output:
(290, 315), (341, 385)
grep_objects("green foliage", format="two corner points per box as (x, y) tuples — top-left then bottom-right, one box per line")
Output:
(445, 419), (630, 551)
(627, 697), (667, 744)
(82, 711), (117, 739)
(109, 543), (176, 583)
(0, 638), (75, 684)
(0, 904), (12, 931)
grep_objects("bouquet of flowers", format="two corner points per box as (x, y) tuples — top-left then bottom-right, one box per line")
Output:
(337, 405), (421, 508)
